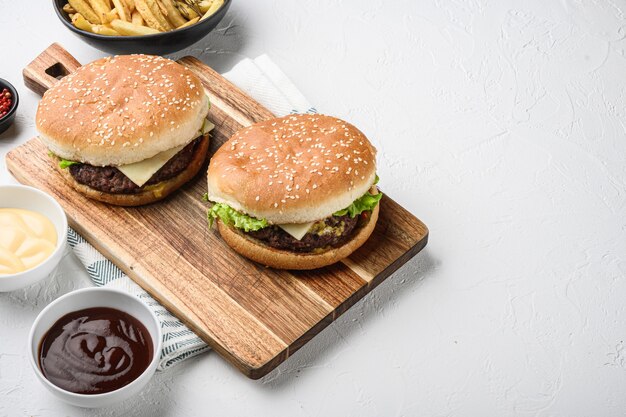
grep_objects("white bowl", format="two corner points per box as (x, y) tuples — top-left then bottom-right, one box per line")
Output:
(28, 287), (162, 408)
(0, 185), (68, 292)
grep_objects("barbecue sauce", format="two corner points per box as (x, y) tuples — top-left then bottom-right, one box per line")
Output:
(38, 307), (153, 394)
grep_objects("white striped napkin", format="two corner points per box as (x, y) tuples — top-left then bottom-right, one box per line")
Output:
(68, 55), (314, 370)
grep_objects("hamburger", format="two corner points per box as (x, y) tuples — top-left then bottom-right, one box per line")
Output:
(206, 114), (382, 270)
(36, 54), (213, 206)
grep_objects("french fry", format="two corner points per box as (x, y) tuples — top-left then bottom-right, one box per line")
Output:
(133, 0), (163, 30)
(131, 9), (144, 25)
(86, 0), (112, 23)
(111, 19), (161, 35)
(73, 13), (96, 32)
(134, 0), (171, 31)
(146, 0), (174, 29)
(182, 0), (201, 15)
(103, 8), (119, 22)
(64, 0), (209, 36)
(123, 0), (135, 12)
(68, 0), (101, 23)
(200, 0), (222, 21)
(112, 0), (131, 21)
(63, 3), (76, 13)
(177, 16), (198, 29)
(198, 0), (211, 13)
(159, 0), (187, 27)
(156, 0), (168, 17)
(93, 25), (120, 35)
(174, 2), (198, 20)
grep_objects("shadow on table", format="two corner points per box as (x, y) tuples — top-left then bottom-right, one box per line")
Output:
(0, 247), (90, 309)
(1, 250), (181, 417)
(0, 120), (24, 142)
(257, 249), (440, 389)
(168, 7), (248, 74)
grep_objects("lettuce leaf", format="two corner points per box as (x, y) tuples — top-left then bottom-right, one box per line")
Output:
(207, 174), (382, 229)
(59, 159), (79, 169)
(207, 203), (268, 232)
(334, 175), (383, 217)
(334, 191), (382, 218)
(48, 151), (79, 169)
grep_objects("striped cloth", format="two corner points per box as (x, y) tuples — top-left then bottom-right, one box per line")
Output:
(68, 55), (314, 370)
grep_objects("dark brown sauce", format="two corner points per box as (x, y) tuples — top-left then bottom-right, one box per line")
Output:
(38, 307), (153, 395)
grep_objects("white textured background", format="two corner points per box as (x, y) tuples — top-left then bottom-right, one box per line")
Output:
(1, 0), (626, 416)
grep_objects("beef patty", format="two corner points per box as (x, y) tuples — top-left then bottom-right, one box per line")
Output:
(69, 137), (201, 194)
(245, 214), (360, 253)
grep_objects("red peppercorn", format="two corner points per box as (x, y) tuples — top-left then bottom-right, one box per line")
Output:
(0, 88), (12, 119)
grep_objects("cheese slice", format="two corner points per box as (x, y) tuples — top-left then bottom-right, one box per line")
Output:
(278, 222), (315, 240)
(117, 118), (215, 187)
(201, 120), (215, 135)
(117, 145), (186, 187)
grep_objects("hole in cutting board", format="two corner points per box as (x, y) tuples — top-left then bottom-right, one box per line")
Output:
(45, 63), (70, 80)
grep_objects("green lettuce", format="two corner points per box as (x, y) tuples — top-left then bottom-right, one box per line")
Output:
(334, 191), (383, 218)
(206, 174), (382, 230)
(48, 151), (79, 169)
(334, 175), (383, 217)
(59, 159), (79, 169)
(207, 203), (268, 232)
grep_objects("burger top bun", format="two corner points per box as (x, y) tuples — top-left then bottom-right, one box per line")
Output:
(36, 54), (209, 167)
(207, 114), (377, 225)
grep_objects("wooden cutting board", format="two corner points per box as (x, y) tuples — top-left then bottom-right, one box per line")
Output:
(6, 44), (429, 379)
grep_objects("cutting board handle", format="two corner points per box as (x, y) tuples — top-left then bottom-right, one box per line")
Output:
(23, 43), (82, 96)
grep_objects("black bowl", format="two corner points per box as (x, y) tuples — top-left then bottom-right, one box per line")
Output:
(53, 0), (231, 55)
(0, 78), (19, 135)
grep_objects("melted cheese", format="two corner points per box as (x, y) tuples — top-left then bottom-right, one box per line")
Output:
(0, 209), (57, 275)
(278, 222), (315, 240)
(117, 118), (215, 187)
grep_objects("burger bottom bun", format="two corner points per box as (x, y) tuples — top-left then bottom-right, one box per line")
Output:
(217, 200), (380, 270)
(53, 135), (209, 207)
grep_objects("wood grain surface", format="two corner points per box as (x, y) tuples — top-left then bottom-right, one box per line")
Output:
(7, 44), (429, 379)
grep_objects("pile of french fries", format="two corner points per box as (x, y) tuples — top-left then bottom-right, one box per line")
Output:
(63, 0), (225, 36)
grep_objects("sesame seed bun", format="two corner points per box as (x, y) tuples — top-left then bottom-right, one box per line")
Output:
(36, 54), (209, 167)
(53, 135), (209, 206)
(207, 114), (377, 224)
(216, 197), (379, 270)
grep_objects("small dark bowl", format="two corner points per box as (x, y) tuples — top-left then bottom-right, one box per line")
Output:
(0, 78), (19, 135)
(53, 0), (231, 55)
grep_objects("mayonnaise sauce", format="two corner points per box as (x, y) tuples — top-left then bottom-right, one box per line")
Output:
(0, 209), (57, 275)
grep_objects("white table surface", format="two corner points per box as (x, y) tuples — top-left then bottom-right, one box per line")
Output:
(1, 1), (625, 416)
